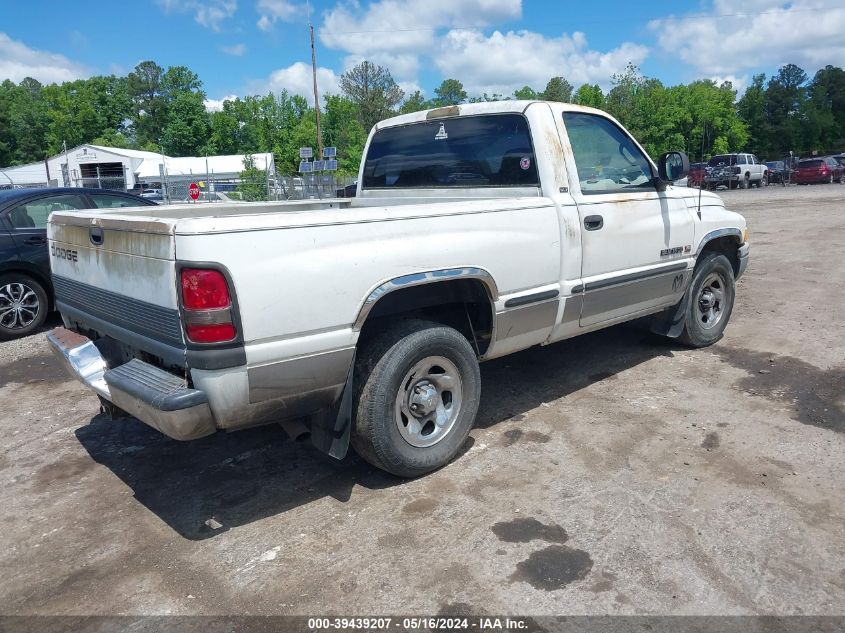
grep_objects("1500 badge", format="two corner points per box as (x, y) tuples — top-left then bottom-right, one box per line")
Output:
(660, 245), (691, 257)
(51, 244), (78, 262)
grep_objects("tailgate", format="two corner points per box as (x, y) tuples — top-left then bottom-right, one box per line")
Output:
(48, 211), (184, 361)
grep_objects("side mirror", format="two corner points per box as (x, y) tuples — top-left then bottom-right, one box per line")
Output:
(658, 151), (690, 184)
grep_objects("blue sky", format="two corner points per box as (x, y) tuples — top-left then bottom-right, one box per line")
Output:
(2, 0), (844, 108)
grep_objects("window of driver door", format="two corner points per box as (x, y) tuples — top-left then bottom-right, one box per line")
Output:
(562, 112), (655, 195)
(7, 194), (87, 229)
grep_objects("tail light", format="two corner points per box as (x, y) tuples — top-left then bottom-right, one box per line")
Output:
(180, 268), (236, 343)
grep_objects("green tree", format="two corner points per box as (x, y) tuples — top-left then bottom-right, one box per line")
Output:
(340, 61), (404, 132)
(237, 154), (267, 201)
(160, 92), (210, 156)
(433, 79), (467, 106)
(764, 64), (809, 155)
(127, 61), (166, 146)
(573, 83), (604, 108)
(737, 74), (768, 156)
(322, 95), (367, 175)
(513, 85), (539, 100)
(605, 63), (644, 124)
(542, 76), (573, 102)
(400, 90), (429, 114)
(806, 65), (845, 151)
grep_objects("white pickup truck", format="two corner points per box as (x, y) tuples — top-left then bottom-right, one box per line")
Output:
(47, 101), (749, 477)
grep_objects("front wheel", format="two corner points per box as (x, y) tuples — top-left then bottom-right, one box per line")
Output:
(0, 274), (49, 340)
(759, 174), (768, 187)
(351, 320), (481, 478)
(678, 253), (736, 348)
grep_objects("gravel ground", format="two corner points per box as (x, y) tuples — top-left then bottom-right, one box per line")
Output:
(0, 183), (843, 618)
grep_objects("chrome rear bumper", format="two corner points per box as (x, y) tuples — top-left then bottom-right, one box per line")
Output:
(47, 327), (216, 441)
(46, 328), (110, 399)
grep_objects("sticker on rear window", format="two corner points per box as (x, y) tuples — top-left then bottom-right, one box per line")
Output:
(520, 157), (531, 170)
(434, 123), (448, 140)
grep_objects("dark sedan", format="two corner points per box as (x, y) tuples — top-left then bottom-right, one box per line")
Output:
(0, 187), (156, 339)
(765, 160), (789, 185)
(794, 158), (845, 185)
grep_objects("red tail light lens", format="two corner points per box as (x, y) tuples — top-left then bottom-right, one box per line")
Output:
(180, 268), (236, 343)
(186, 323), (236, 343)
(181, 269), (231, 310)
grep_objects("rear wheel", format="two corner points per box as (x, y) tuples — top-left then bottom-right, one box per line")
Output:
(0, 274), (48, 340)
(678, 253), (736, 348)
(351, 319), (481, 478)
(741, 174), (750, 189)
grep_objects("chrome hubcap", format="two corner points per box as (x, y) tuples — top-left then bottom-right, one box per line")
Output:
(394, 356), (463, 448)
(695, 272), (726, 330)
(0, 282), (40, 330)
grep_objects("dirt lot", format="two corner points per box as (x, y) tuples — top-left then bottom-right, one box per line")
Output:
(1, 184), (843, 617)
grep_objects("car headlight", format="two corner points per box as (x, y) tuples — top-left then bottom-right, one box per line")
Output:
(742, 227), (749, 243)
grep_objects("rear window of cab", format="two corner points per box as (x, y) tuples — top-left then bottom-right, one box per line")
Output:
(361, 114), (539, 189)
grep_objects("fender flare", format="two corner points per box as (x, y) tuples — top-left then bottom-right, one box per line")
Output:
(352, 267), (499, 331)
(694, 228), (743, 257)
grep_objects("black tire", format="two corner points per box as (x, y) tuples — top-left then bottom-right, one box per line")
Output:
(759, 174), (768, 187)
(0, 273), (49, 341)
(351, 319), (481, 478)
(740, 174), (750, 189)
(677, 253), (736, 348)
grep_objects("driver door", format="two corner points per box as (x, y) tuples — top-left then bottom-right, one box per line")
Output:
(560, 111), (694, 327)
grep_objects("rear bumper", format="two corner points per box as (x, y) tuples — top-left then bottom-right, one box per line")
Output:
(47, 327), (216, 441)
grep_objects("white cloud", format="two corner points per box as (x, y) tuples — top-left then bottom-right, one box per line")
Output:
(319, 0), (521, 82)
(649, 0), (845, 76)
(435, 29), (648, 96)
(317, 1), (644, 96)
(205, 94), (239, 111)
(254, 62), (340, 105)
(256, 0), (300, 31)
(221, 43), (247, 56)
(711, 74), (748, 96)
(0, 32), (91, 84)
(155, 0), (237, 31)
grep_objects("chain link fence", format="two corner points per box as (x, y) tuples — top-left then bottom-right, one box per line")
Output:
(0, 181), (51, 190)
(155, 173), (358, 203)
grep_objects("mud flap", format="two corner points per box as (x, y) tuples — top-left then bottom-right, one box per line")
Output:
(649, 291), (690, 339)
(310, 351), (355, 460)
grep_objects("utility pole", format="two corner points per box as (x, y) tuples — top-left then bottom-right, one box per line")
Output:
(308, 0), (323, 157)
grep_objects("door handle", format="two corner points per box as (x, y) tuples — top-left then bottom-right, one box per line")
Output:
(584, 215), (604, 231)
(23, 236), (46, 245)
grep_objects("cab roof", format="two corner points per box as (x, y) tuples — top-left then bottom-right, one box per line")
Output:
(375, 100), (608, 130)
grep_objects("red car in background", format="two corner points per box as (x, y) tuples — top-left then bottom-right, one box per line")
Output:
(687, 162), (706, 187)
(794, 157), (844, 184)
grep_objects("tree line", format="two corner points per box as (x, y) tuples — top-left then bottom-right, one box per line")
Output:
(1, 59), (843, 176)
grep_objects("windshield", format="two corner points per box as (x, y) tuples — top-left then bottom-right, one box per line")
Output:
(362, 114), (538, 189)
